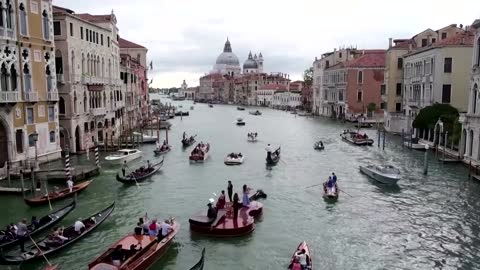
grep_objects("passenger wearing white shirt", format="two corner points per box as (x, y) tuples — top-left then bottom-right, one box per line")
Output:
(294, 249), (308, 270)
(67, 179), (74, 193)
(74, 219), (85, 234)
(158, 219), (174, 241)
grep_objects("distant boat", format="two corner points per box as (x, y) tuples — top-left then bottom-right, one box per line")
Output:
(340, 130), (374, 146)
(237, 106), (245, 111)
(189, 248), (205, 270)
(360, 164), (401, 185)
(189, 143), (210, 162)
(224, 153), (244, 165)
(249, 110), (262, 115)
(208, 104), (213, 108)
(105, 149), (142, 164)
(236, 118), (246, 126)
(266, 146), (281, 165)
(314, 141), (324, 150)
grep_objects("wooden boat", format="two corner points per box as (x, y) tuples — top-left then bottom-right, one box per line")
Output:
(88, 219), (180, 270)
(288, 241), (313, 270)
(247, 133), (258, 142)
(360, 164), (401, 185)
(189, 201), (263, 237)
(43, 265), (59, 270)
(24, 180), (93, 206)
(249, 110), (262, 116)
(0, 201), (75, 250)
(0, 202), (115, 264)
(208, 104), (213, 108)
(403, 137), (427, 151)
(189, 248), (205, 270)
(340, 131), (373, 146)
(189, 143), (210, 162)
(266, 147), (281, 165)
(105, 149), (142, 165)
(174, 111), (189, 116)
(236, 118), (245, 126)
(237, 106), (245, 111)
(313, 141), (324, 151)
(116, 159), (164, 184)
(182, 135), (196, 147)
(132, 132), (157, 144)
(323, 182), (339, 202)
(224, 153), (244, 165)
(153, 145), (172, 155)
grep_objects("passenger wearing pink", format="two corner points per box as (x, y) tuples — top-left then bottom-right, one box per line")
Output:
(216, 190), (226, 209)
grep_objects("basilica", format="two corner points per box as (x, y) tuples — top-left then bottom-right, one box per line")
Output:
(212, 38), (264, 76)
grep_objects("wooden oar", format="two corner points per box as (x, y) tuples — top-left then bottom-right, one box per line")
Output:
(44, 183), (53, 211)
(28, 235), (53, 266)
(338, 188), (353, 197)
(305, 183), (323, 189)
(125, 165), (140, 188)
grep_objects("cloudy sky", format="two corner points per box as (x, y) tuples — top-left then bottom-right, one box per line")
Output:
(55, 0), (478, 88)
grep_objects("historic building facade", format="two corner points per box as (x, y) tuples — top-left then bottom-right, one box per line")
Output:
(0, 0), (62, 170)
(53, 6), (124, 153)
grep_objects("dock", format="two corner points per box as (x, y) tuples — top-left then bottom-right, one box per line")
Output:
(0, 187), (39, 194)
(35, 165), (100, 182)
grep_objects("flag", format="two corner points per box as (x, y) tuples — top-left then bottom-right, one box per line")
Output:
(149, 61), (153, 70)
(149, 79), (153, 85)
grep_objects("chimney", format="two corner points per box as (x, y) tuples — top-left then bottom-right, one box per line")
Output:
(389, 38), (393, 49)
(460, 24), (463, 29)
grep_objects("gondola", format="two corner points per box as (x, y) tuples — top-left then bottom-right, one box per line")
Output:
(116, 159), (164, 184)
(323, 182), (339, 202)
(182, 135), (196, 147)
(189, 248), (205, 270)
(313, 141), (324, 150)
(266, 147), (281, 165)
(0, 201), (76, 250)
(43, 265), (59, 270)
(0, 202), (115, 264)
(153, 145), (172, 155)
(288, 241), (313, 270)
(24, 180), (93, 207)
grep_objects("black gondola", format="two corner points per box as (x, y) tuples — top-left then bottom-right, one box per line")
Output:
(116, 159), (164, 184)
(0, 202), (115, 264)
(154, 145), (171, 155)
(314, 141), (324, 150)
(0, 201), (76, 250)
(266, 147), (281, 165)
(182, 135), (196, 147)
(189, 248), (205, 270)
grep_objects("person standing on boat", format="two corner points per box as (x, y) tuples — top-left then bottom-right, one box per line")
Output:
(74, 218), (86, 235)
(242, 184), (250, 207)
(332, 173), (337, 185)
(148, 219), (160, 236)
(232, 193), (242, 220)
(158, 219), (174, 241)
(216, 190), (226, 209)
(266, 144), (274, 161)
(122, 161), (127, 177)
(67, 178), (74, 193)
(147, 160), (151, 169)
(16, 218), (28, 252)
(183, 131), (186, 140)
(227, 181), (233, 202)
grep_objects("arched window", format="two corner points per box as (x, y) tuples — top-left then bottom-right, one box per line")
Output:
(73, 92), (77, 114)
(46, 65), (52, 92)
(469, 130), (474, 156)
(103, 92), (106, 107)
(477, 37), (480, 66)
(110, 92), (113, 109)
(108, 59), (112, 79)
(42, 10), (50, 40)
(71, 50), (75, 77)
(0, 3), (4, 28)
(49, 131), (55, 143)
(19, 3), (27, 35)
(6, 0), (13, 29)
(101, 58), (104, 78)
(0, 63), (8, 91)
(23, 63), (32, 92)
(59, 97), (66, 115)
(86, 54), (90, 75)
(81, 53), (85, 75)
(28, 133), (36, 147)
(10, 64), (17, 91)
(357, 70), (363, 84)
(83, 92), (87, 113)
(473, 84), (478, 114)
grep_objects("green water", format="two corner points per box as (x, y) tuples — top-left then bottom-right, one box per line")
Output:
(1, 95), (480, 270)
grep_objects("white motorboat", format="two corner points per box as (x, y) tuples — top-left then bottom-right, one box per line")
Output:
(133, 132), (157, 144)
(236, 118), (246, 126)
(340, 130), (374, 146)
(403, 141), (427, 151)
(359, 164), (401, 185)
(249, 110), (262, 116)
(247, 132), (258, 142)
(105, 149), (142, 164)
(224, 153), (245, 165)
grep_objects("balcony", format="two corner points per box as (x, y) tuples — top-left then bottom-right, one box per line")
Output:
(23, 92), (38, 102)
(90, 107), (106, 116)
(0, 91), (21, 103)
(47, 91), (59, 101)
(57, 74), (65, 84)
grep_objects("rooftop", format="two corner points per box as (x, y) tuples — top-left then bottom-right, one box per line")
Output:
(119, 38), (146, 49)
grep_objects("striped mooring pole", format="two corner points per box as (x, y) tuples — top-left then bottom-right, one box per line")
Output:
(94, 141), (100, 168)
(65, 148), (71, 182)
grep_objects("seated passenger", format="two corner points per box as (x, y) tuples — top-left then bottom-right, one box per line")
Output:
(125, 243), (142, 259)
(207, 203), (217, 219)
(111, 245), (125, 266)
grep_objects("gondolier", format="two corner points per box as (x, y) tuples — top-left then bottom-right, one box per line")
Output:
(122, 161), (127, 177)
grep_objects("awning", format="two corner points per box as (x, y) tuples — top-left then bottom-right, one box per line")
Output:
(88, 85), (104, 91)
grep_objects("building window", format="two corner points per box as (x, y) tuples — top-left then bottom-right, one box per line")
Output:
(380, 102), (386, 110)
(80, 26), (83, 39)
(421, 39), (427, 47)
(395, 103), (401, 112)
(23, 63), (32, 92)
(432, 38), (436, 44)
(42, 10), (50, 40)
(69, 23), (73, 36)
(28, 133), (35, 147)
(5, 0), (13, 29)
(89, 30), (93, 42)
(357, 71), (363, 84)
(476, 37), (480, 66)
(59, 97), (65, 115)
(49, 131), (55, 143)
(86, 29), (89, 41)
(380, 85), (386, 95)
(442, 84), (451, 103)
(15, 129), (24, 153)
(397, 58), (403, 69)
(441, 32), (447, 39)
(357, 91), (362, 102)
(325, 60), (329, 68)
(10, 64), (17, 91)
(19, 3), (28, 36)
(48, 106), (55, 122)
(96, 33), (99, 44)
(26, 107), (34, 124)
(101, 34), (103, 45)
(396, 83), (402, 96)
(107, 36), (110, 47)
(444, 57), (452, 73)
(339, 52), (342, 58)
(53, 21), (61, 35)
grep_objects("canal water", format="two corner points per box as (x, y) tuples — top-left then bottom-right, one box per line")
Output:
(1, 94), (480, 270)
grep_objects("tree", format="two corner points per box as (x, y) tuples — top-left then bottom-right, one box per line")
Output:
(367, 103), (377, 113)
(412, 103), (460, 144)
(303, 67), (313, 86)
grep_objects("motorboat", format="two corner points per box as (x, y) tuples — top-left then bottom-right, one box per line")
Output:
(288, 241), (313, 270)
(224, 153), (245, 165)
(266, 146), (281, 165)
(247, 132), (258, 142)
(340, 130), (374, 146)
(189, 143), (210, 162)
(237, 106), (245, 111)
(105, 149), (142, 165)
(359, 164), (401, 185)
(208, 104), (213, 108)
(403, 137), (427, 151)
(174, 111), (189, 116)
(314, 141), (324, 150)
(133, 132), (157, 144)
(236, 118), (246, 126)
(298, 111), (312, 117)
(249, 110), (262, 115)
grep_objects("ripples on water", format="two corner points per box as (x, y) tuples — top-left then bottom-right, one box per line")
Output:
(1, 96), (480, 269)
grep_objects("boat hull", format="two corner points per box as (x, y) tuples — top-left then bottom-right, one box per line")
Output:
(24, 180), (92, 206)
(288, 241), (313, 270)
(105, 151), (142, 165)
(359, 166), (400, 185)
(341, 134), (374, 146)
(224, 156), (244, 165)
(403, 141), (427, 151)
(236, 122), (246, 126)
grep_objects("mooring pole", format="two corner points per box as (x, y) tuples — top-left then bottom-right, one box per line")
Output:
(401, 129), (404, 148)
(382, 130), (386, 150)
(423, 144), (429, 175)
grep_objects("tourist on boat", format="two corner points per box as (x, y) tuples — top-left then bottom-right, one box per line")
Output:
(242, 184), (250, 207)
(291, 257), (302, 270)
(148, 219), (160, 236)
(158, 219), (174, 240)
(74, 218), (85, 235)
(227, 181), (233, 202)
(31, 216), (39, 230)
(17, 219), (28, 252)
(122, 161), (127, 177)
(147, 160), (151, 169)
(67, 178), (74, 193)
(216, 190), (226, 209)
(125, 243), (142, 259)
(332, 172), (337, 184)
(232, 193), (242, 220)
(139, 217), (149, 235)
(111, 245), (125, 266)
(207, 203), (217, 219)
(295, 249), (308, 270)
(134, 222), (143, 236)
(51, 227), (69, 244)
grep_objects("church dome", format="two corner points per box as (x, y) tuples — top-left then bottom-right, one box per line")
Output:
(215, 39), (240, 66)
(243, 52), (258, 69)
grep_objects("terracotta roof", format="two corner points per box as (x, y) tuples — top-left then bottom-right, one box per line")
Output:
(392, 39), (412, 49)
(435, 29), (475, 46)
(52, 5), (74, 15)
(344, 51), (386, 68)
(76, 13), (114, 23)
(119, 38), (146, 49)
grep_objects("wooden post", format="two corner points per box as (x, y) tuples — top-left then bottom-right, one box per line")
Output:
(166, 127), (169, 145)
(7, 162), (10, 187)
(401, 129), (404, 148)
(30, 165), (35, 196)
(377, 129), (380, 148)
(20, 170), (25, 198)
(382, 130), (386, 150)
